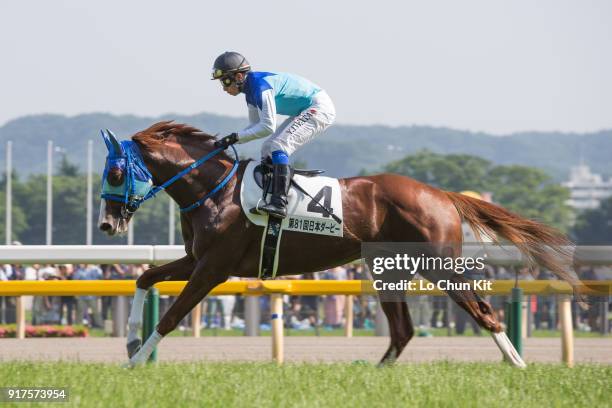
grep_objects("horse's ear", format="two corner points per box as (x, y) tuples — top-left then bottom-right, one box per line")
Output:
(101, 129), (113, 153)
(103, 129), (123, 157)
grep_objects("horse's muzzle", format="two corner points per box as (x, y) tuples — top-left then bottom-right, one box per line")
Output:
(99, 222), (113, 232)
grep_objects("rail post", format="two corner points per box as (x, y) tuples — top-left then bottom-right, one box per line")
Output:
(600, 301), (609, 335)
(344, 295), (353, 337)
(112, 296), (128, 337)
(559, 294), (574, 367)
(508, 287), (523, 357)
(0, 297), (5, 324)
(244, 296), (260, 336)
(271, 294), (284, 364)
(142, 288), (159, 363)
(192, 301), (202, 338)
(16, 296), (25, 339)
(526, 295), (532, 338)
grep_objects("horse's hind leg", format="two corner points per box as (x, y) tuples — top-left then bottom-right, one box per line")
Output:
(421, 268), (501, 332)
(367, 252), (415, 366)
(426, 273), (526, 368)
(126, 256), (195, 358)
(377, 300), (415, 366)
(443, 275), (502, 333)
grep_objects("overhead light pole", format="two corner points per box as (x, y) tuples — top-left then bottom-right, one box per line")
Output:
(86, 140), (93, 245)
(5, 141), (12, 245)
(46, 141), (53, 245)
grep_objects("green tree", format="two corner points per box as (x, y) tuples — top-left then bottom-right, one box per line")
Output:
(58, 154), (80, 177)
(0, 152), (186, 245)
(0, 191), (29, 243)
(0, 173), (29, 242)
(573, 197), (612, 244)
(10, 157), (110, 244)
(12, 174), (46, 244)
(53, 173), (88, 244)
(383, 150), (490, 191)
(485, 165), (572, 230)
(12, 173), (89, 244)
(380, 150), (573, 232)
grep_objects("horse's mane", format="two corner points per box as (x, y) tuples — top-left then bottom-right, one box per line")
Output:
(132, 121), (216, 150)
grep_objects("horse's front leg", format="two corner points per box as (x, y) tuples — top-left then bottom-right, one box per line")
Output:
(127, 256), (195, 359)
(128, 260), (228, 367)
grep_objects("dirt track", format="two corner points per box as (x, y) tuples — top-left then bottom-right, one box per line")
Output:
(0, 337), (610, 364)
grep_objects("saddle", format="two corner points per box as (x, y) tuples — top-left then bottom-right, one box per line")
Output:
(253, 162), (324, 192)
(251, 161), (326, 280)
(250, 161), (324, 214)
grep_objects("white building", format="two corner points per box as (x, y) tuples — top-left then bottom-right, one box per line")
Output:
(562, 165), (612, 210)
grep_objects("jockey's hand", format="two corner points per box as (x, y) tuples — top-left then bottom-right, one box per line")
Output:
(214, 133), (239, 149)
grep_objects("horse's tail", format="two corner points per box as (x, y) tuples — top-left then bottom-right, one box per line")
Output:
(445, 191), (580, 288)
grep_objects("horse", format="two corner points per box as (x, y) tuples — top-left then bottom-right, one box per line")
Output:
(98, 121), (578, 368)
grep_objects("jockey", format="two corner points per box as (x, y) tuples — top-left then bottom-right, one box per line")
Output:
(212, 51), (336, 218)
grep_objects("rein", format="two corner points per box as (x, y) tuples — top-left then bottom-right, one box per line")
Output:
(144, 144), (240, 213)
(102, 141), (239, 215)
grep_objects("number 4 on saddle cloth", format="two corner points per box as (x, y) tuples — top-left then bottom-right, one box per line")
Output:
(240, 161), (344, 279)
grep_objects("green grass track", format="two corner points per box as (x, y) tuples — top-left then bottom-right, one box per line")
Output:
(0, 361), (610, 407)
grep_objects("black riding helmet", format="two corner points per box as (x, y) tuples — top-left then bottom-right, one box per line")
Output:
(211, 51), (251, 87)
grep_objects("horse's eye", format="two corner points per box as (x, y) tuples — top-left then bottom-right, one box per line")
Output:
(108, 168), (125, 186)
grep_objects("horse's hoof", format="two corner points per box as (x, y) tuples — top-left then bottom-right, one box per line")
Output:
(127, 339), (142, 359)
(376, 360), (395, 368)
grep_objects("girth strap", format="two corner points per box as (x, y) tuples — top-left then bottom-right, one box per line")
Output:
(258, 217), (283, 280)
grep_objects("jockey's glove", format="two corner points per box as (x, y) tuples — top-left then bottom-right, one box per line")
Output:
(214, 133), (239, 149)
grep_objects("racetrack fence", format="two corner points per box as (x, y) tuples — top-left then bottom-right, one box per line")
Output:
(1, 245), (611, 366)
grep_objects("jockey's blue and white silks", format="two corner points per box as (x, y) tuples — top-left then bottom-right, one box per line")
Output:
(243, 72), (321, 116)
(237, 71), (336, 159)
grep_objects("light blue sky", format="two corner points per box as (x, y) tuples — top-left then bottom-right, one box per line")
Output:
(1, 0), (610, 134)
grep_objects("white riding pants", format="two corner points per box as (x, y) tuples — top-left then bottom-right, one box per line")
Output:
(261, 90), (336, 159)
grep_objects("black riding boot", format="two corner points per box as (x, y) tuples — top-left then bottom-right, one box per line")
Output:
(260, 163), (291, 218)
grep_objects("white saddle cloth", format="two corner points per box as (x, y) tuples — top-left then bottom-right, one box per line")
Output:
(240, 161), (344, 237)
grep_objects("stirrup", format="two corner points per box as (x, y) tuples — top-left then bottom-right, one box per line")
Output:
(249, 199), (265, 215)
(260, 202), (287, 219)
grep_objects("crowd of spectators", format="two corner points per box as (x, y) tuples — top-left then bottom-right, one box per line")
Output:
(0, 264), (144, 327)
(0, 262), (610, 335)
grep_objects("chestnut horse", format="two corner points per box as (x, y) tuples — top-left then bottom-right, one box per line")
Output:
(98, 121), (576, 368)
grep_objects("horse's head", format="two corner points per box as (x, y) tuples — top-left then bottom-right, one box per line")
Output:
(98, 129), (154, 235)
(98, 121), (234, 236)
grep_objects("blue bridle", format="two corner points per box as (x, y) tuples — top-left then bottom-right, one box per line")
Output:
(100, 129), (239, 215)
